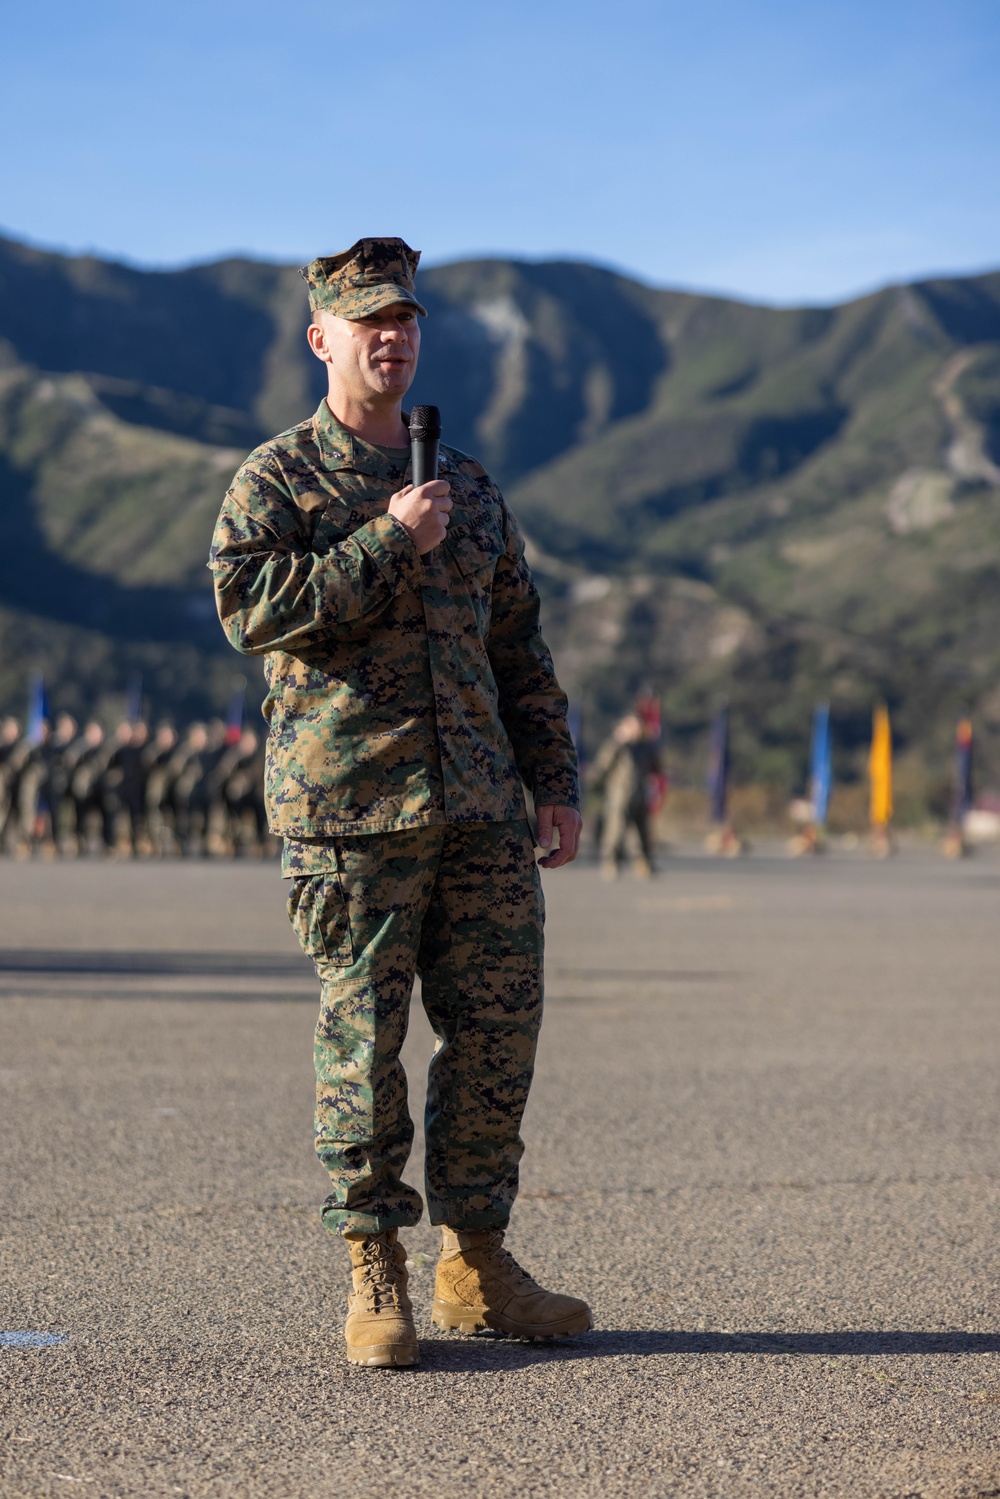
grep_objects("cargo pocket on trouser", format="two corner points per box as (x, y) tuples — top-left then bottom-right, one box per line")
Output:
(283, 841), (354, 967)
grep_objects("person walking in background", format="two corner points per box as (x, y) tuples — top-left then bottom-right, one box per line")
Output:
(209, 236), (590, 1368)
(590, 710), (663, 879)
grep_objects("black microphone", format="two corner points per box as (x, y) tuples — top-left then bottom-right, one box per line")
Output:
(409, 405), (441, 488)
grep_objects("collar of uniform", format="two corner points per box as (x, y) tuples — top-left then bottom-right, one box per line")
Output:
(313, 399), (410, 480)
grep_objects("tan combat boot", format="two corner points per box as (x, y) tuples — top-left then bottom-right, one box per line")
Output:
(343, 1229), (419, 1368)
(433, 1228), (592, 1340)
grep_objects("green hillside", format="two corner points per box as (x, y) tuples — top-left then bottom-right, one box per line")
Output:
(1, 233), (999, 808)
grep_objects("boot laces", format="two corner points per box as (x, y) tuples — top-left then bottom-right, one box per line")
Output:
(481, 1231), (538, 1291)
(359, 1236), (403, 1313)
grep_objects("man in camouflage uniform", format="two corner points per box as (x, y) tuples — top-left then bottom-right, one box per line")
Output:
(210, 238), (590, 1367)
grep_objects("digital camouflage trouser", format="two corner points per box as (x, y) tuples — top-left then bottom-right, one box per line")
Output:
(283, 820), (544, 1237)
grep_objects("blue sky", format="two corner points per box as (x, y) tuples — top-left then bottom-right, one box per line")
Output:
(2, 0), (998, 304)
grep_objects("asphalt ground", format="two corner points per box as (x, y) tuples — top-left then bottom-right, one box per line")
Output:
(2, 846), (1000, 1498)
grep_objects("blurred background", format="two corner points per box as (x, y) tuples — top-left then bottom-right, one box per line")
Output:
(1, 0), (999, 846)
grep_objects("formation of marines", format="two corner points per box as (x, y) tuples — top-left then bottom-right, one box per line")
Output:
(0, 713), (270, 858)
(0, 701), (671, 865)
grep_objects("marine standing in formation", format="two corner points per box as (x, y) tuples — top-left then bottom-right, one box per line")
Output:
(0, 714), (267, 858)
(209, 237), (591, 1367)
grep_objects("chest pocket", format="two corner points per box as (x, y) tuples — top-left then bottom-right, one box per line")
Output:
(449, 530), (503, 635)
(310, 505), (377, 554)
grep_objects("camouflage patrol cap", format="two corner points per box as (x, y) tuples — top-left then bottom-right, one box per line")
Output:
(300, 237), (427, 319)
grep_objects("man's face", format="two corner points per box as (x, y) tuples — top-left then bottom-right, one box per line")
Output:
(615, 714), (644, 745)
(308, 302), (421, 403)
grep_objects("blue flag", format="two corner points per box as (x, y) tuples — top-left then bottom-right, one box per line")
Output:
(809, 702), (832, 827)
(707, 706), (730, 825)
(126, 673), (144, 724)
(26, 671), (48, 747)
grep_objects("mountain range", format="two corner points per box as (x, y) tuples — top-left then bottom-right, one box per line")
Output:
(1, 231), (999, 813)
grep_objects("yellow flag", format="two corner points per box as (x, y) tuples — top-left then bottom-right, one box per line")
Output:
(869, 702), (893, 828)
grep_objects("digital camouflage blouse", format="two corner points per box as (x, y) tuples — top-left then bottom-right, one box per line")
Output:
(209, 402), (579, 838)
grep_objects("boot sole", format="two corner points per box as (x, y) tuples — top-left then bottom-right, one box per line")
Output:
(431, 1297), (592, 1340)
(345, 1343), (420, 1368)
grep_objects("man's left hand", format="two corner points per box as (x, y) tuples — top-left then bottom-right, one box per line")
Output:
(535, 805), (583, 869)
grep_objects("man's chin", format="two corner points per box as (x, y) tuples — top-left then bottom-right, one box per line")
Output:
(369, 368), (413, 397)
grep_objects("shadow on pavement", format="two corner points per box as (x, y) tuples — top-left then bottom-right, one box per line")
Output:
(417, 1328), (1000, 1370)
(0, 952), (737, 984)
(0, 948), (311, 979)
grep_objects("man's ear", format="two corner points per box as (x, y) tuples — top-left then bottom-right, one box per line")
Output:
(306, 316), (331, 363)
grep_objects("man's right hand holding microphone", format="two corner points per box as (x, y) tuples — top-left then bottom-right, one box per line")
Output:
(388, 480), (452, 556)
